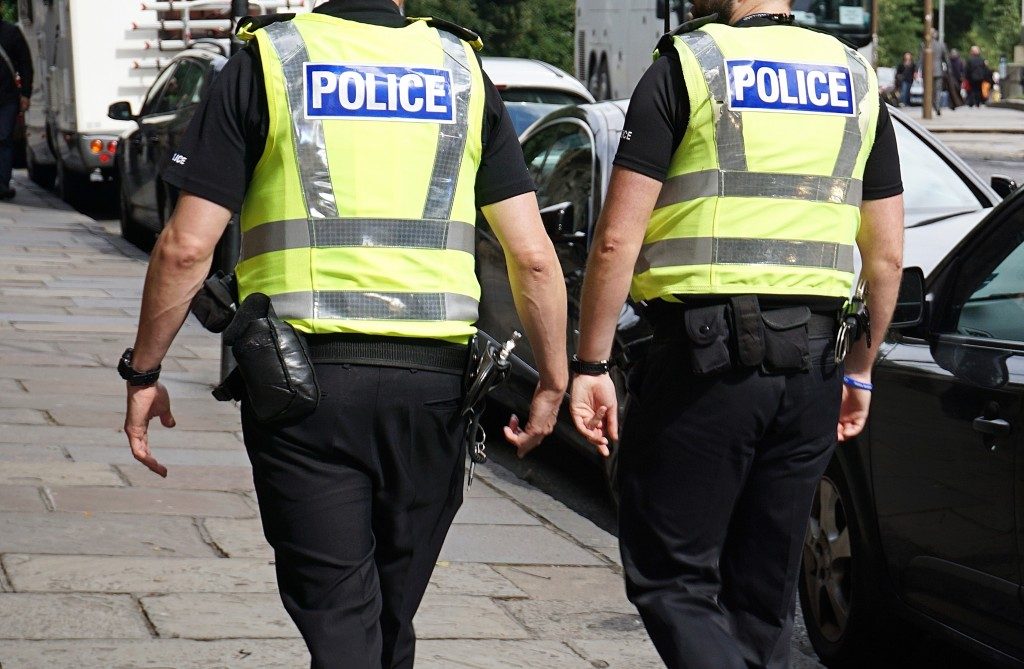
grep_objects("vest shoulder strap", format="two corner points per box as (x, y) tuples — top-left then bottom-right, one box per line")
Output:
(236, 13), (295, 42)
(407, 16), (484, 51)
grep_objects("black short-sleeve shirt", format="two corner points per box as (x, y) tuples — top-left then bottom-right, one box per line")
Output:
(614, 19), (904, 201)
(162, 0), (534, 211)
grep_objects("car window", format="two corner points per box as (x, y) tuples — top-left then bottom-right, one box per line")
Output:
(141, 62), (182, 116)
(893, 119), (985, 225)
(522, 121), (594, 234)
(152, 60), (206, 114)
(957, 213), (1024, 341)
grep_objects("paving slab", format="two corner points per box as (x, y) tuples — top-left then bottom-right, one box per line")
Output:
(416, 640), (589, 668)
(0, 424), (242, 450)
(426, 562), (526, 599)
(0, 485), (47, 511)
(203, 517), (273, 558)
(67, 445), (250, 467)
(439, 525), (603, 566)
(0, 511), (216, 557)
(0, 461), (122, 487)
(493, 566), (627, 605)
(49, 486), (255, 518)
(0, 443), (68, 461)
(453, 497), (543, 525)
(0, 640), (309, 669)
(0, 408), (49, 424)
(501, 600), (647, 641)
(117, 464), (255, 491)
(414, 593), (530, 640)
(48, 405), (241, 432)
(3, 555), (277, 594)
(568, 639), (663, 668)
(0, 594), (151, 640)
(530, 507), (619, 550)
(141, 593), (300, 639)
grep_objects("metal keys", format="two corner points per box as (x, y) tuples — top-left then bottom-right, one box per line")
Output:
(467, 422), (487, 488)
(835, 278), (871, 365)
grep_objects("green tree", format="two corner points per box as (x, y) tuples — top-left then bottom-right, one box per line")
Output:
(1, 1), (17, 23)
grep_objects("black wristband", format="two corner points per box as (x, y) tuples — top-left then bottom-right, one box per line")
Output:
(118, 348), (162, 387)
(570, 355), (610, 376)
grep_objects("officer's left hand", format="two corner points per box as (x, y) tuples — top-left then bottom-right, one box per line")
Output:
(504, 383), (563, 458)
(124, 382), (174, 477)
(569, 374), (616, 457)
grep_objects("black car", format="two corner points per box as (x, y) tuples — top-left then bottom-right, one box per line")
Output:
(475, 101), (1024, 664)
(108, 46), (227, 245)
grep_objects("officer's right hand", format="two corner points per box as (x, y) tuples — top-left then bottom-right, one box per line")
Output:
(569, 374), (616, 457)
(504, 383), (563, 459)
(124, 382), (173, 477)
(837, 378), (872, 442)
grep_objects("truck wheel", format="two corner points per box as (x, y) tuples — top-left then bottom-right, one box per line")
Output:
(26, 147), (56, 189)
(56, 158), (87, 208)
(595, 59), (611, 101)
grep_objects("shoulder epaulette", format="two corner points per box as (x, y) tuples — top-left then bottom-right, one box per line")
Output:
(236, 13), (295, 42)
(669, 14), (719, 37)
(409, 16), (484, 51)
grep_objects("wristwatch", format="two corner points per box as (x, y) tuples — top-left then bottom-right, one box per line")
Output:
(118, 348), (161, 387)
(570, 354), (610, 376)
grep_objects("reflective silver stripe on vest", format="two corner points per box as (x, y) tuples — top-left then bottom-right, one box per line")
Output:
(423, 31), (473, 220)
(271, 291), (479, 322)
(833, 50), (870, 179)
(680, 30), (747, 171)
(240, 218), (477, 262)
(655, 170), (863, 209)
(635, 237), (855, 275)
(263, 21), (337, 220)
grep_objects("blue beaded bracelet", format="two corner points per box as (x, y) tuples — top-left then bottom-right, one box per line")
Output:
(843, 375), (873, 392)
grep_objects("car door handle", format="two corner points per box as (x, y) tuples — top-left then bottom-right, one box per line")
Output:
(973, 416), (1010, 436)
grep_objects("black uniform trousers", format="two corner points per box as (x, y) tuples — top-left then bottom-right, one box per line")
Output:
(618, 334), (841, 669)
(241, 363), (466, 669)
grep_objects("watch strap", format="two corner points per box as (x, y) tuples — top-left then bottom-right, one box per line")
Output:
(118, 348), (161, 386)
(570, 355), (610, 376)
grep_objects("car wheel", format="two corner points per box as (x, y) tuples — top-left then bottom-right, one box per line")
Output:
(26, 147), (56, 189)
(119, 178), (151, 248)
(799, 458), (906, 666)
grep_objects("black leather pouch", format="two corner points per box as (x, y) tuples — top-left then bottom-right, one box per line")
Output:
(761, 306), (812, 374)
(221, 293), (320, 423)
(190, 271), (238, 334)
(683, 304), (732, 376)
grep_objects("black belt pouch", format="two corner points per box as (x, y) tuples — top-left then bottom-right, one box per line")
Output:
(221, 292), (320, 423)
(761, 306), (812, 373)
(683, 304), (732, 376)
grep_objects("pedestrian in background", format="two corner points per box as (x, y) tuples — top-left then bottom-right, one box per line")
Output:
(569, 0), (905, 666)
(966, 45), (987, 107)
(119, 0), (569, 667)
(0, 10), (31, 200)
(921, 32), (948, 115)
(949, 48), (965, 97)
(896, 52), (915, 106)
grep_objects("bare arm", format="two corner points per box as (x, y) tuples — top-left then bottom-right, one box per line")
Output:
(124, 193), (233, 475)
(571, 167), (662, 450)
(838, 193), (904, 441)
(481, 191), (569, 456)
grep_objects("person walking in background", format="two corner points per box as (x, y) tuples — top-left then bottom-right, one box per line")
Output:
(949, 48), (965, 97)
(965, 45), (987, 107)
(0, 12), (31, 200)
(921, 32), (948, 115)
(896, 52), (915, 106)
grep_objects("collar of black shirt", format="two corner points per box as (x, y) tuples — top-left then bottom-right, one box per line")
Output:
(731, 14), (792, 28)
(313, 0), (405, 27)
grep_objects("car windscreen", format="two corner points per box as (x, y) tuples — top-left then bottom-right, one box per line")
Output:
(893, 119), (985, 226)
(499, 88), (589, 106)
(506, 103), (568, 136)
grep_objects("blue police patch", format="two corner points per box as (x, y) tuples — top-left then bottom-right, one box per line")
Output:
(304, 63), (455, 123)
(725, 59), (856, 116)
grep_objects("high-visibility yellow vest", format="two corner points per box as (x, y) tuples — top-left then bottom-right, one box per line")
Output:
(236, 13), (486, 343)
(631, 23), (880, 302)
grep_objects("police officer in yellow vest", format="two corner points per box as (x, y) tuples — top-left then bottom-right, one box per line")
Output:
(569, 1), (904, 666)
(119, 1), (568, 666)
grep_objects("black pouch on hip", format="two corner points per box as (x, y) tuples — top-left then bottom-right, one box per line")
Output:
(683, 304), (732, 376)
(190, 271), (238, 334)
(220, 292), (320, 423)
(761, 306), (812, 374)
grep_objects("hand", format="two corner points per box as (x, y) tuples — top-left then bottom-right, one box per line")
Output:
(569, 374), (617, 457)
(19, 96), (29, 112)
(503, 383), (563, 459)
(124, 382), (174, 477)
(837, 378), (872, 443)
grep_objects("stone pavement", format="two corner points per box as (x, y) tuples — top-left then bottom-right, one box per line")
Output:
(902, 103), (1024, 135)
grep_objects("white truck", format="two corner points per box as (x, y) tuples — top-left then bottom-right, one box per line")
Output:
(16, 0), (306, 205)
(575, 0), (876, 101)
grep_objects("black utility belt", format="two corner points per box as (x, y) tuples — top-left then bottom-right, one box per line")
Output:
(650, 297), (838, 376)
(304, 334), (469, 374)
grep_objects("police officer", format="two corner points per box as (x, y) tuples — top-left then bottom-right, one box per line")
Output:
(569, 1), (904, 667)
(119, 1), (568, 667)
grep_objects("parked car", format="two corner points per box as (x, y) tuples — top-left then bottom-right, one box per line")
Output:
(108, 46), (227, 245)
(481, 56), (595, 106)
(476, 100), (1023, 664)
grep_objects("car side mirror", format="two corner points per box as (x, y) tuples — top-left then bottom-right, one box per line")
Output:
(890, 267), (926, 329)
(991, 174), (1019, 198)
(540, 201), (584, 244)
(107, 101), (135, 122)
